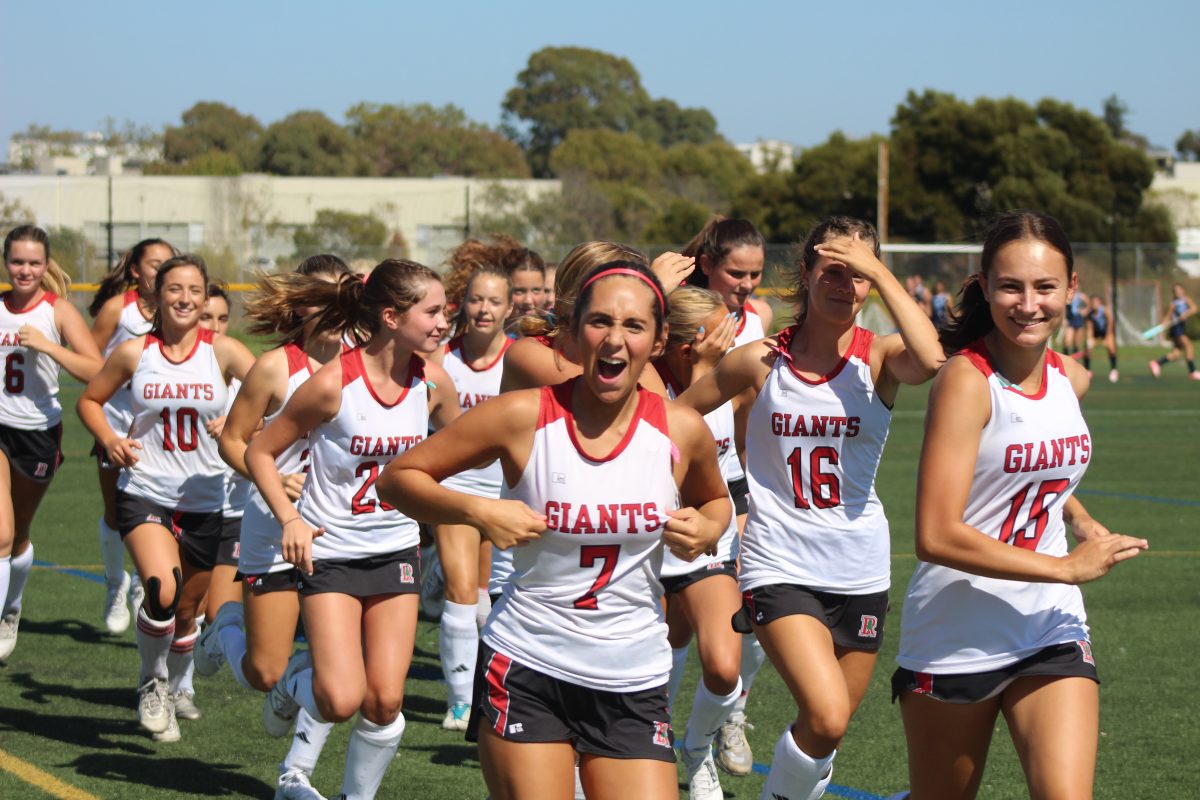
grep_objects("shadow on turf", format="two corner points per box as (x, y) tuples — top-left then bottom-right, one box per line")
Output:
(402, 741), (480, 769)
(72, 753), (274, 797)
(20, 616), (138, 648)
(0, 705), (154, 754)
(8, 670), (135, 710)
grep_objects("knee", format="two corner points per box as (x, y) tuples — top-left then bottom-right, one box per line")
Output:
(444, 574), (477, 605)
(800, 704), (850, 751)
(701, 652), (741, 696)
(361, 688), (404, 726)
(244, 654), (285, 693)
(314, 678), (365, 724)
(142, 568), (182, 621)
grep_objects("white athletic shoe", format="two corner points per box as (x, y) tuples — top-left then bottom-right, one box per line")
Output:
(442, 701), (471, 731)
(264, 650), (311, 738)
(1148, 360), (1161, 378)
(685, 750), (725, 800)
(104, 571), (131, 634)
(714, 711), (753, 777)
(194, 603), (241, 677)
(1108, 368), (1119, 383)
(275, 767), (326, 800)
(171, 689), (202, 721)
(137, 676), (171, 734)
(151, 700), (181, 742)
(129, 573), (145, 619)
(0, 610), (19, 661)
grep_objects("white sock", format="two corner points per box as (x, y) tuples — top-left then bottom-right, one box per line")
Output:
(759, 728), (835, 800)
(439, 600), (478, 707)
(735, 634), (767, 716)
(4, 545), (33, 615)
(135, 608), (175, 681)
(475, 587), (491, 629)
(99, 518), (126, 585)
(667, 645), (690, 709)
(285, 665), (326, 723)
(283, 707), (334, 775)
(340, 713), (406, 799)
(167, 630), (198, 695)
(684, 677), (742, 764)
(0, 556), (10, 619)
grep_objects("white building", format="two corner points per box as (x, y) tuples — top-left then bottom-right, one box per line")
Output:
(735, 139), (796, 174)
(7, 131), (163, 176)
(0, 173), (560, 277)
(1150, 161), (1200, 276)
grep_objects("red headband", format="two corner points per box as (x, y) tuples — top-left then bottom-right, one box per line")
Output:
(580, 268), (665, 313)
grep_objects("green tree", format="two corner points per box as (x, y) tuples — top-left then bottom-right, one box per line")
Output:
(258, 111), (363, 176)
(144, 150), (244, 176)
(1102, 93), (1129, 139)
(643, 99), (718, 148)
(0, 193), (34, 231)
(346, 102), (529, 178)
(162, 102), (263, 170)
(46, 226), (96, 281)
(549, 129), (663, 185)
(292, 209), (390, 260)
(1178, 129), (1200, 161)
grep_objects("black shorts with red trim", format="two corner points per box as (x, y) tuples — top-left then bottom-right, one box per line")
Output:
(115, 490), (224, 569)
(661, 560), (737, 595)
(238, 568), (301, 593)
(468, 642), (676, 762)
(296, 548), (421, 598)
(743, 583), (890, 652)
(727, 476), (749, 517)
(0, 422), (63, 482)
(891, 640), (1099, 704)
(215, 515), (241, 568)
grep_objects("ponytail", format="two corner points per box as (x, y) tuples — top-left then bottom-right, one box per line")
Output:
(937, 274), (993, 355)
(41, 259), (71, 297)
(243, 255), (352, 344)
(89, 238), (179, 317)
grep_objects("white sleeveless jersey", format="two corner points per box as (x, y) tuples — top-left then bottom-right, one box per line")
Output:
(239, 344), (315, 575)
(732, 302), (766, 348)
(0, 292), (63, 430)
(740, 326), (892, 594)
(897, 343), (1091, 673)
(297, 347), (426, 561)
(102, 290), (154, 436)
(483, 381), (679, 691)
(655, 363), (738, 578)
(222, 378), (251, 518)
(119, 328), (228, 511)
(439, 335), (512, 498)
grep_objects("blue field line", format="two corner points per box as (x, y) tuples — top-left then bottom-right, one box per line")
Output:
(1076, 488), (1200, 507)
(749, 763), (888, 799)
(32, 559), (106, 584)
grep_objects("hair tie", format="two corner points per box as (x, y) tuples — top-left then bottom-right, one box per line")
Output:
(580, 268), (665, 314)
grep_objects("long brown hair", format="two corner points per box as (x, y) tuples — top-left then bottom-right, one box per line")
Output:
(242, 254), (351, 344)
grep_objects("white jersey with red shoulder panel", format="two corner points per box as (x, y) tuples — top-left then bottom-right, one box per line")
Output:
(440, 335), (512, 498)
(732, 302), (765, 348)
(297, 347), (426, 561)
(655, 362), (738, 578)
(740, 325), (892, 594)
(119, 327), (228, 511)
(239, 343), (315, 575)
(483, 380), (678, 692)
(897, 342), (1091, 674)
(0, 291), (63, 430)
(102, 290), (154, 436)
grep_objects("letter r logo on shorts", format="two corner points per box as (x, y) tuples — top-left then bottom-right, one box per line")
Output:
(398, 563), (415, 584)
(858, 615), (879, 638)
(652, 721), (671, 748)
(34, 462), (47, 477)
(1078, 640), (1095, 665)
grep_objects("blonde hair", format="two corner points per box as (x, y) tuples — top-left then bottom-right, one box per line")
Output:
(665, 286), (724, 348)
(517, 241), (647, 339)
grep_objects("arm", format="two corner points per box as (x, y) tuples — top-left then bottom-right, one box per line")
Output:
(377, 391), (546, 549)
(423, 361), (460, 430)
(19, 300), (104, 382)
(676, 339), (770, 416)
(915, 358), (1146, 583)
(216, 335), (257, 384)
(663, 404), (733, 560)
(219, 348), (286, 483)
(76, 340), (141, 467)
(245, 363), (341, 575)
(500, 336), (578, 392)
(89, 295), (123, 351)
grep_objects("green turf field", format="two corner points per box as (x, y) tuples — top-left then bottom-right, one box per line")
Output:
(0, 347), (1196, 799)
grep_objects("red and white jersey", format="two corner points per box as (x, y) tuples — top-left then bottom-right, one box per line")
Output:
(297, 347), (426, 561)
(0, 292), (63, 430)
(239, 344), (315, 575)
(440, 335), (512, 498)
(732, 302), (766, 348)
(119, 328), (228, 511)
(897, 343), (1091, 673)
(655, 363), (738, 578)
(740, 326), (892, 594)
(222, 378), (251, 518)
(483, 380), (678, 692)
(102, 290), (154, 436)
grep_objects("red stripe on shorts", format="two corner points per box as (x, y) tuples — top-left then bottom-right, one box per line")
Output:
(486, 651), (513, 736)
(915, 671), (934, 695)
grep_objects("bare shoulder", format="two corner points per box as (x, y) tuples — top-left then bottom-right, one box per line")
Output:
(1060, 352), (1091, 399)
(664, 399), (710, 446)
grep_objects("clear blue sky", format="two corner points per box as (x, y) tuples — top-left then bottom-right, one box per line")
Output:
(4, 0), (1196, 156)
